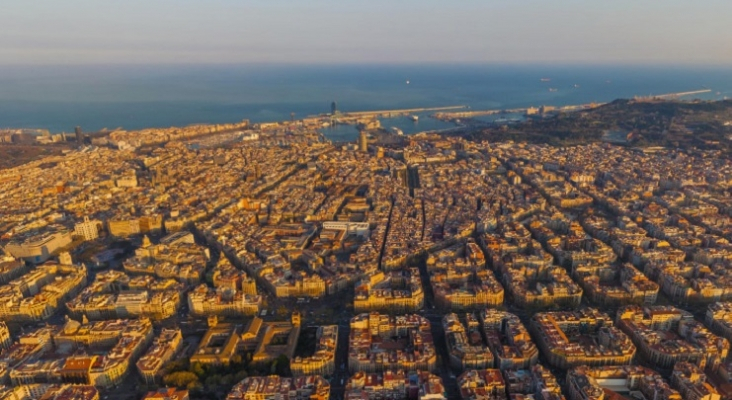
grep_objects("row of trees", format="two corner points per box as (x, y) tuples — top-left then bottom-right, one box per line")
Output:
(161, 354), (291, 399)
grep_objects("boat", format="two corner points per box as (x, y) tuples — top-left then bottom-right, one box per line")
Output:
(391, 127), (404, 136)
(540, 78), (551, 82)
(406, 80), (410, 85)
(573, 84), (580, 88)
(548, 88), (558, 92)
(409, 115), (419, 122)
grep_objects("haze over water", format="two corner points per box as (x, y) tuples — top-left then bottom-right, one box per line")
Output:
(0, 64), (730, 139)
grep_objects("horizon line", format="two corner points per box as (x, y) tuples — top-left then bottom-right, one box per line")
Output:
(1, 61), (732, 69)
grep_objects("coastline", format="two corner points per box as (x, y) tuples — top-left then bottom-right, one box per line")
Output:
(0, 64), (729, 134)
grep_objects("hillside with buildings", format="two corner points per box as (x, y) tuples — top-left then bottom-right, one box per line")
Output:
(473, 99), (732, 151)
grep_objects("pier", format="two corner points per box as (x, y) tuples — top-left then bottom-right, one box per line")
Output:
(433, 103), (600, 120)
(434, 107), (531, 119)
(312, 105), (467, 120)
(635, 89), (712, 100)
(343, 105), (466, 118)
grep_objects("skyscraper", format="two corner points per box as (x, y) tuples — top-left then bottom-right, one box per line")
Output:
(331, 101), (337, 115)
(75, 126), (83, 144)
(359, 131), (368, 153)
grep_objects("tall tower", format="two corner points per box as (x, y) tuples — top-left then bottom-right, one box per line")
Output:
(75, 126), (83, 144)
(359, 131), (368, 153)
(331, 101), (337, 115)
(0, 321), (12, 350)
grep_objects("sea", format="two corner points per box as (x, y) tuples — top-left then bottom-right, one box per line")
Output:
(0, 64), (730, 142)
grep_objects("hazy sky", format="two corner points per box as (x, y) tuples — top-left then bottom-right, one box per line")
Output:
(2, 0), (731, 65)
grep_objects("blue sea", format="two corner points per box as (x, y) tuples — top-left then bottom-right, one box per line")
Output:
(0, 64), (730, 141)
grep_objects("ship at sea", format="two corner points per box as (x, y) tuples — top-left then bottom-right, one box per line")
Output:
(540, 78), (551, 82)
(391, 127), (404, 135)
(549, 88), (558, 92)
(409, 115), (419, 122)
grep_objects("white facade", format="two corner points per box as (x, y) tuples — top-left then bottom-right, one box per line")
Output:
(4, 230), (73, 263)
(322, 221), (370, 236)
(74, 216), (101, 241)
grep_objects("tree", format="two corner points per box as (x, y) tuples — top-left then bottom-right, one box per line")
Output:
(273, 354), (290, 376)
(189, 362), (206, 378)
(164, 371), (199, 388)
(234, 370), (248, 382)
(204, 374), (222, 387)
(164, 359), (189, 374)
(186, 381), (203, 395)
(220, 374), (235, 387)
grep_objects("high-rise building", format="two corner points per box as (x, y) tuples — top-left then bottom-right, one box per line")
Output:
(74, 216), (102, 241)
(359, 131), (368, 153)
(0, 321), (11, 350)
(75, 126), (83, 144)
(331, 101), (337, 115)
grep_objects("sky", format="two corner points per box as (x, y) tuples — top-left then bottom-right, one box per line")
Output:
(1, 0), (731, 66)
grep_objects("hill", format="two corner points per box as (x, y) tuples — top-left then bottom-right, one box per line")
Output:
(470, 99), (732, 152)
